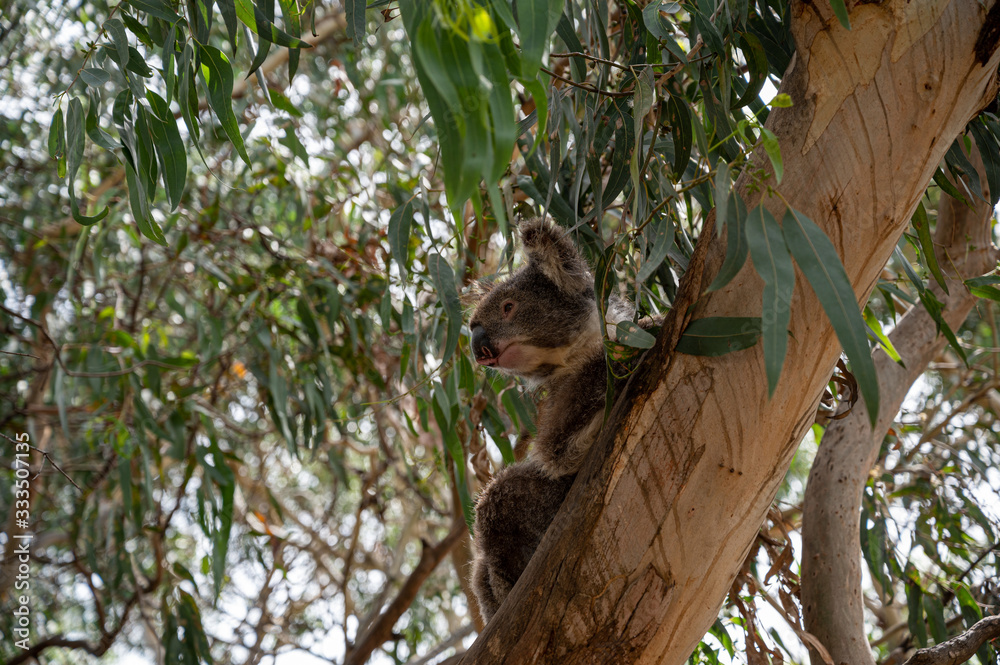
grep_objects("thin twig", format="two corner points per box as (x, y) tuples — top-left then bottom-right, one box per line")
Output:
(539, 65), (634, 98)
(0, 431), (82, 491)
(0, 349), (40, 358)
(551, 50), (633, 71)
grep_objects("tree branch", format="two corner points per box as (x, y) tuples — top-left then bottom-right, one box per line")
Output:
(800, 133), (998, 665)
(344, 518), (468, 665)
(901, 616), (1000, 665)
(459, 2), (1000, 663)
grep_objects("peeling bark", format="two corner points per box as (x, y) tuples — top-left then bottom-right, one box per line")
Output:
(460, 1), (1000, 663)
(800, 135), (998, 665)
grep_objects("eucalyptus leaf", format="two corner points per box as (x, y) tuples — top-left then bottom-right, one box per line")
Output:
(676, 317), (762, 356)
(745, 204), (793, 396)
(197, 44), (251, 165)
(427, 253), (462, 366)
(782, 209), (879, 426)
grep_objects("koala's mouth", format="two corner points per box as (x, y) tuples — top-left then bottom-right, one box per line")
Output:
(476, 341), (512, 367)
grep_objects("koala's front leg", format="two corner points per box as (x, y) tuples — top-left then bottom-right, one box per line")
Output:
(471, 460), (575, 622)
(532, 352), (608, 478)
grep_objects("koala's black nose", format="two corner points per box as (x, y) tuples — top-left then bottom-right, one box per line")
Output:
(471, 325), (497, 364)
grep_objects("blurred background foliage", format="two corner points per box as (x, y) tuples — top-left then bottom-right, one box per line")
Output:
(0, 0), (996, 663)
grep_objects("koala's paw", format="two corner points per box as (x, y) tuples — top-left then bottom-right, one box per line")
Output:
(471, 459), (575, 622)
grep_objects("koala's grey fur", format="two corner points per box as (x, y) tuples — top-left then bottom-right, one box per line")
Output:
(468, 218), (654, 622)
(470, 460), (575, 619)
(469, 218), (608, 479)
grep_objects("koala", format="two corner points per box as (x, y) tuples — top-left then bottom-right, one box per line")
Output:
(468, 218), (652, 622)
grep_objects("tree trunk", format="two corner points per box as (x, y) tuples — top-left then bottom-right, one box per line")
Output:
(800, 138), (999, 665)
(461, 1), (1000, 663)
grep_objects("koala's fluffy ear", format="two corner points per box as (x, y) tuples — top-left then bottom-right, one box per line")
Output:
(463, 279), (494, 307)
(519, 218), (592, 293)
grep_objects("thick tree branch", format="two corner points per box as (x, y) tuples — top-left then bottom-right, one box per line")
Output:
(344, 518), (467, 665)
(461, 1), (1000, 663)
(901, 616), (1000, 665)
(801, 135), (998, 665)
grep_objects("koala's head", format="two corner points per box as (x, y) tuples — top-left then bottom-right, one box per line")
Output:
(469, 219), (602, 385)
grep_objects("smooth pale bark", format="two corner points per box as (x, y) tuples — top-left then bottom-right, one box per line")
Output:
(460, 1), (1000, 664)
(801, 139), (998, 665)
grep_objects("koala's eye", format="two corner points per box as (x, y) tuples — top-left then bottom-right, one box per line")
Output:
(502, 301), (515, 318)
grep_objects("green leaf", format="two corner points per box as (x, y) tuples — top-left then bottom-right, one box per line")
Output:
(911, 201), (948, 293)
(134, 104), (159, 199)
(197, 44), (251, 165)
(129, 0), (181, 22)
(830, 0), (851, 30)
(706, 191), (749, 292)
(965, 275), (1000, 301)
(733, 33), (768, 108)
(81, 67), (111, 88)
(146, 91), (187, 210)
(643, 0), (681, 40)
(714, 161), (731, 225)
(411, 17), (466, 199)
(746, 204), (793, 396)
(216, 0), (240, 47)
(212, 457), (235, 597)
(178, 44), (201, 143)
(893, 245), (926, 295)
(162, 22), (177, 105)
(440, 32), (489, 202)
(923, 594), (947, 644)
(66, 98), (110, 225)
(54, 365), (70, 439)
(556, 12), (587, 81)
(956, 584), (982, 624)
(676, 317), (762, 356)
(518, 0), (561, 77)
(782, 209), (879, 426)
(521, 77), (549, 160)
(693, 10), (724, 55)
(769, 93), (793, 108)
(968, 120), (1000, 206)
(945, 138), (984, 203)
(760, 127), (783, 183)
(667, 93), (692, 179)
(125, 46), (153, 77)
(427, 253), (462, 366)
(932, 165), (968, 205)
(269, 89), (303, 116)
(863, 307), (902, 364)
(615, 321), (656, 349)
(388, 197), (415, 281)
(48, 106), (65, 159)
(104, 17), (130, 70)
(906, 580), (927, 648)
(480, 39), (516, 182)
(345, 0), (366, 48)
(235, 0), (313, 48)
(114, 95), (162, 242)
(660, 32), (687, 64)
(630, 69), (655, 222)
(918, 289), (968, 365)
(954, 584), (993, 664)
(126, 163), (167, 244)
(637, 213), (673, 284)
(861, 507), (888, 590)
